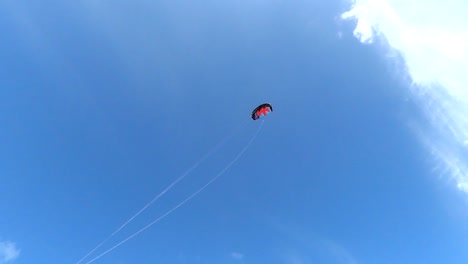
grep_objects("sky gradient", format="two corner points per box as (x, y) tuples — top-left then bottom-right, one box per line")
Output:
(1, 0), (468, 263)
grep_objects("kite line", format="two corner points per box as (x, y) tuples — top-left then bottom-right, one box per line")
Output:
(75, 121), (248, 264)
(83, 120), (264, 264)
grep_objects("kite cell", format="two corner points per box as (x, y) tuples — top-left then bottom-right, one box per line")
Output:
(251, 103), (273, 120)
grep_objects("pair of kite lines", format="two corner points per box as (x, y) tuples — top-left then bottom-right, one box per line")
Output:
(76, 103), (273, 264)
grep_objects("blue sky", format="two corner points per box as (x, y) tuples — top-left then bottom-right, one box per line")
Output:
(1, 0), (468, 263)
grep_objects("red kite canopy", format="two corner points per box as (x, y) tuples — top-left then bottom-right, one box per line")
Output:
(251, 103), (273, 120)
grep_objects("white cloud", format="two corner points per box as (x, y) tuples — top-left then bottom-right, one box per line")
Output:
(341, 0), (468, 193)
(0, 241), (20, 263)
(230, 252), (244, 260)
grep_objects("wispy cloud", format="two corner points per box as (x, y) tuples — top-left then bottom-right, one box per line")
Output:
(230, 252), (244, 260)
(280, 240), (357, 264)
(341, 0), (468, 193)
(264, 218), (358, 264)
(323, 240), (358, 264)
(0, 240), (20, 263)
(285, 254), (306, 264)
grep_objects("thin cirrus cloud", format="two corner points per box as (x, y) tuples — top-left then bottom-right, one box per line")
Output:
(230, 252), (244, 260)
(0, 241), (20, 264)
(341, 0), (468, 193)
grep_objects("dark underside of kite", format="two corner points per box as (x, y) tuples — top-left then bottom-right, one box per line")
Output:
(251, 103), (273, 120)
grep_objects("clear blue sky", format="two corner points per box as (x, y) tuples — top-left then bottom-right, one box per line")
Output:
(1, 1), (468, 264)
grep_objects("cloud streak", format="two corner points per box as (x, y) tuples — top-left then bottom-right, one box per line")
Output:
(230, 252), (244, 260)
(323, 240), (358, 264)
(341, 0), (468, 193)
(0, 241), (20, 263)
